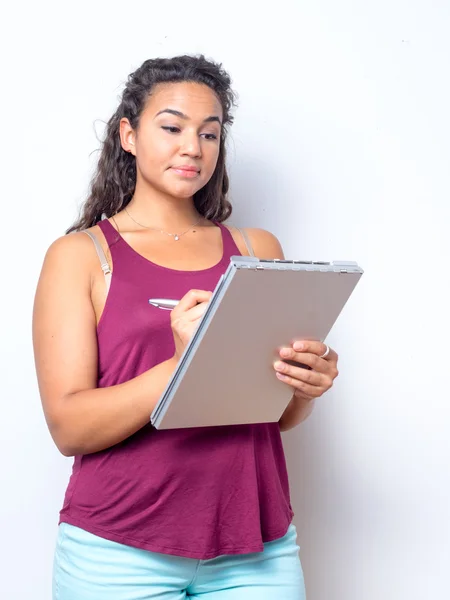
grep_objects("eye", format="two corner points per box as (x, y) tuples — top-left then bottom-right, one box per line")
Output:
(201, 133), (218, 141)
(161, 126), (180, 134)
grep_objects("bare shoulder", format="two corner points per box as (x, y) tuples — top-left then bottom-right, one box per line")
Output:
(43, 226), (103, 271)
(244, 228), (284, 259)
(39, 227), (107, 292)
(226, 225), (284, 259)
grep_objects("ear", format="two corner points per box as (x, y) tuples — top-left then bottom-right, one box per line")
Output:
(119, 118), (136, 155)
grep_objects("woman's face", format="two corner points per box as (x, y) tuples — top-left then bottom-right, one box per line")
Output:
(122, 82), (223, 199)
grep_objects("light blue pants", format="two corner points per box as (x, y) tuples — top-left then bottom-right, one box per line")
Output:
(53, 522), (306, 599)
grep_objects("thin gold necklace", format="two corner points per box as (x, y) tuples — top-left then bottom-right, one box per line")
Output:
(124, 206), (201, 241)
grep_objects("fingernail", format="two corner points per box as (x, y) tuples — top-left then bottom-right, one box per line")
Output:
(280, 348), (290, 358)
(276, 372), (288, 381)
(274, 361), (285, 372)
(293, 342), (304, 351)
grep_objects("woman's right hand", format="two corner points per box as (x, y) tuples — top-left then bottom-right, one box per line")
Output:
(170, 289), (212, 361)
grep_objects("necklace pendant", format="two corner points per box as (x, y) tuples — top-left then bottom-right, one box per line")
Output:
(174, 235), (180, 241)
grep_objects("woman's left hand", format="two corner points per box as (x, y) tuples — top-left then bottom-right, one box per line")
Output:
(273, 340), (339, 400)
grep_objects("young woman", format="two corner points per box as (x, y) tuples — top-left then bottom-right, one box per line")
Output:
(33, 55), (339, 600)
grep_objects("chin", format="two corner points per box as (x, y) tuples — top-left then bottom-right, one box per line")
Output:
(169, 183), (206, 199)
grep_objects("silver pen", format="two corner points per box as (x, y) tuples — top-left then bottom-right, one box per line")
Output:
(149, 298), (180, 310)
(149, 274), (223, 310)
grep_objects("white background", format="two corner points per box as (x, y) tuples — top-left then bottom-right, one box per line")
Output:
(1, 1), (449, 598)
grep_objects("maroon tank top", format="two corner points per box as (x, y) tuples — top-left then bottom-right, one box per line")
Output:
(59, 219), (294, 559)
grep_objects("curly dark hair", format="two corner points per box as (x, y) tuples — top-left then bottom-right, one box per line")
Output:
(67, 55), (237, 233)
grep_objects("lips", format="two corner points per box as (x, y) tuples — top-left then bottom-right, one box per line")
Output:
(172, 166), (200, 173)
(171, 165), (200, 179)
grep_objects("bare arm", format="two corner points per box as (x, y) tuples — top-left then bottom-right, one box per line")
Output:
(278, 396), (316, 432)
(32, 234), (207, 457)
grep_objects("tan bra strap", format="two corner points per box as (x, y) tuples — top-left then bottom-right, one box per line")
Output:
(83, 230), (112, 293)
(236, 227), (255, 257)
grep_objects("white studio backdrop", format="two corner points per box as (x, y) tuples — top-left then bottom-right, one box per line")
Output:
(0, 1), (449, 598)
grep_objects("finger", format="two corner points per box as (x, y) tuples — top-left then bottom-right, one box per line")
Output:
(184, 300), (210, 322)
(279, 348), (330, 374)
(274, 360), (326, 387)
(174, 289), (212, 314)
(274, 370), (325, 398)
(291, 340), (338, 362)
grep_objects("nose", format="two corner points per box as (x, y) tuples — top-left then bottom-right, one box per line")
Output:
(180, 132), (202, 158)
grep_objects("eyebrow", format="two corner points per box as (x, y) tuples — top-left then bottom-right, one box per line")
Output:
(155, 108), (222, 125)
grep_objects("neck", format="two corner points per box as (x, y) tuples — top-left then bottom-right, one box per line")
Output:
(126, 181), (202, 230)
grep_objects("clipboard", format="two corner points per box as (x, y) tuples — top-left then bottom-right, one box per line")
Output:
(151, 257), (363, 430)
